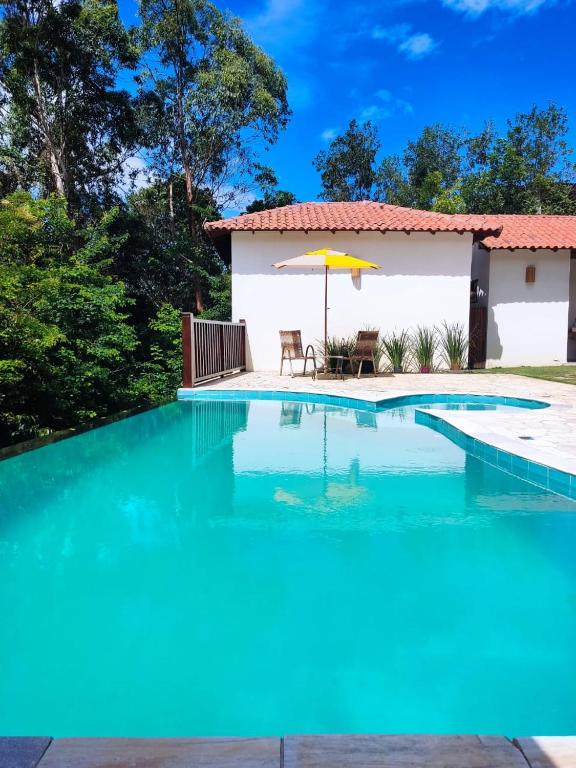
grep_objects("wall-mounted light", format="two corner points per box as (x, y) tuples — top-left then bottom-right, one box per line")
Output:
(525, 265), (536, 283)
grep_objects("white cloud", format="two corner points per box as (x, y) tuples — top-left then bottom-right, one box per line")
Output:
(320, 128), (337, 142)
(358, 90), (415, 123)
(359, 105), (391, 121)
(371, 23), (438, 59)
(395, 98), (415, 115)
(443, 0), (547, 14)
(398, 33), (438, 59)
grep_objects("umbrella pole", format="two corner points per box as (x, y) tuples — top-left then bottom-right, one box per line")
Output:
(324, 265), (328, 370)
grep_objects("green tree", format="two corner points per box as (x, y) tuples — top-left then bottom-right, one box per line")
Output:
(245, 189), (296, 213)
(113, 176), (223, 318)
(0, 192), (138, 444)
(313, 119), (380, 201)
(130, 302), (182, 405)
(462, 104), (576, 214)
(136, 0), (289, 310)
(0, 0), (138, 215)
(377, 124), (463, 209)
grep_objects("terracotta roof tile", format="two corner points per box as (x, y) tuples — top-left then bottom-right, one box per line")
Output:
(205, 201), (576, 250)
(205, 201), (500, 237)
(479, 214), (576, 250)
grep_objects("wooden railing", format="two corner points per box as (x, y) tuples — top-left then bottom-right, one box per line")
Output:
(182, 313), (246, 387)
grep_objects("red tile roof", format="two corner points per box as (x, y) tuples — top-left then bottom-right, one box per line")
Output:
(205, 201), (576, 250)
(205, 202), (500, 237)
(479, 214), (576, 250)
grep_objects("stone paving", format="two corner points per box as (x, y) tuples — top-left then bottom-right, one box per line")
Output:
(3, 734), (575, 767)
(187, 371), (576, 476)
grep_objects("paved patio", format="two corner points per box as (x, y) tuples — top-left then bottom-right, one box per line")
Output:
(185, 371), (576, 477)
(4, 734), (576, 767)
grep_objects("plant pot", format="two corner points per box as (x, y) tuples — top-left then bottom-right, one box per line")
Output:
(393, 365), (403, 374)
(450, 362), (461, 371)
(420, 366), (431, 373)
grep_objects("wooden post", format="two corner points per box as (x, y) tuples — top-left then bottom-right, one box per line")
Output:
(182, 312), (195, 387)
(218, 323), (225, 378)
(239, 319), (246, 370)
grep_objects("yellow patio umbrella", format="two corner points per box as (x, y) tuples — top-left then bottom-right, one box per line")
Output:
(273, 248), (379, 367)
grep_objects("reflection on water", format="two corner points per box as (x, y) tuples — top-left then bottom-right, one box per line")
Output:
(1, 398), (576, 738)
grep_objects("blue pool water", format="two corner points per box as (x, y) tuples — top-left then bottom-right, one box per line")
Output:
(1, 396), (576, 737)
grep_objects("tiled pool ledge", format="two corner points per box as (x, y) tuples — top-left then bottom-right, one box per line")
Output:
(177, 387), (549, 411)
(415, 409), (576, 501)
(3, 734), (576, 767)
(177, 387), (576, 500)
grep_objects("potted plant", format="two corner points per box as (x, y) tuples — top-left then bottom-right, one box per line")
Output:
(412, 326), (437, 373)
(439, 321), (468, 371)
(382, 330), (411, 373)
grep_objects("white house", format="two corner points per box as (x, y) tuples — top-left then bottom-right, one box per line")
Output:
(205, 202), (576, 371)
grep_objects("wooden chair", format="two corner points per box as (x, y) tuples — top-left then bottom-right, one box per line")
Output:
(348, 330), (379, 378)
(279, 330), (317, 377)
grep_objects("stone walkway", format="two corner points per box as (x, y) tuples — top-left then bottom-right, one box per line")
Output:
(3, 734), (576, 767)
(182, 371), (576, 476)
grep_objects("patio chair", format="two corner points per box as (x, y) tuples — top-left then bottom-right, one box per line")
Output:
(348, 330), (379, 379)
(279, 330), (318, 377)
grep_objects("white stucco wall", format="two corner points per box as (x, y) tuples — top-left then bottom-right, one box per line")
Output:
(486, 248), (571, 368)
(231, 230), (474, 371)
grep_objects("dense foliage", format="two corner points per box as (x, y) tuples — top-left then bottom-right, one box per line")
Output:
(0, 0), (288, 445)
(314, 104), (576, 214)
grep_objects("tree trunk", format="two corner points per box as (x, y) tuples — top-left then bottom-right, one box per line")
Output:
(32, 60), (67, 198)
(168, 179), (176, 237)
(174, 68), (205, 313)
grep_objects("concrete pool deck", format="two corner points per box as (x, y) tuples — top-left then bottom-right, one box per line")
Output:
(4, 734), (576, 767)
(179, 371), (576, 481)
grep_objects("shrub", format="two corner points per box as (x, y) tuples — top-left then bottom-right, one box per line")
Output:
(382, 330), (411, 372)
(438, 321), (468, 370)
(412, 326), (437, 372)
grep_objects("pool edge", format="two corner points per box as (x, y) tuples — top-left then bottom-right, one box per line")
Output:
(177, 387), (576, 500)
(415, 409), (576, 501)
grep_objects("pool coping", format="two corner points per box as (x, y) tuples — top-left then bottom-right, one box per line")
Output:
(415, 409), (576, 501)
(4, 734), (576, 768)
(177, 387), (576, 501)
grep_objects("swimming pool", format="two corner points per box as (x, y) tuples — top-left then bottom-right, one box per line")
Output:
(1, 394), (575, 737)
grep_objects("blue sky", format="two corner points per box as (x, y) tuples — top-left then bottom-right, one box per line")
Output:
(119, 0), (576, 205)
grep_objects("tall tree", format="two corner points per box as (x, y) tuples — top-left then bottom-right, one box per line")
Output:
(462, 104), (576, 214)
(377, 124), (463, 209)
(313, 119), (380, 202)
(244, 166), (296, 213)
(112, 176), (223, 319)
(0, 0), (138, 215)
(136, 0), (289, 310)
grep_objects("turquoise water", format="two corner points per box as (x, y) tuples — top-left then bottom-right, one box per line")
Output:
(1, 397), (576, 737)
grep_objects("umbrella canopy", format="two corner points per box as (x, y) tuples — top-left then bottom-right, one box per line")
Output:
(273, 249), (379, 270)
(272, 249), (380, 370)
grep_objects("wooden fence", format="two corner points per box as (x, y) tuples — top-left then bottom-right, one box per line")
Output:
(182, 313), (246, 387)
